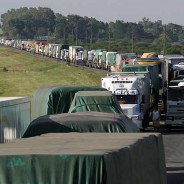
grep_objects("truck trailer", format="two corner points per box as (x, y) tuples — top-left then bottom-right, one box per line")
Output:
(92, 49), (107, 68)
(69, 46), (84, 63)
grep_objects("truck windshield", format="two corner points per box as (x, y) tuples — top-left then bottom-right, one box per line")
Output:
(168, 88), (184, 101)
(116, 95), (138, 104)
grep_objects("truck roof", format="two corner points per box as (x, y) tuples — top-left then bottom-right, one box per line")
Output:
(106, 72), (149, 77)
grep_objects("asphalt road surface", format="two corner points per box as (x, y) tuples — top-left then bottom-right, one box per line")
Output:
(163, 133), (184, 184)
(145, 122), (184, 184)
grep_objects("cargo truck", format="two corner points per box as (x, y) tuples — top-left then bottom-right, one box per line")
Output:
(115, 53), (137, 72)
(163, 55), (184, 130)
(38, 42), (48, 55)
(164, 55), (184, 83)
(101, 72), (151, 129)
(85, 50), (95, 67)
(81, 49), (95, 66)
(100, 52), (117, 71)
(165, 81), (184, 130)
(92, 49), (107, 68)
(48, 44), (56, 57)
(81, 49), (88, 65)
(49, 44), (69, 59)
(69, 46), (84, 64)
(122, 64), (162, 109)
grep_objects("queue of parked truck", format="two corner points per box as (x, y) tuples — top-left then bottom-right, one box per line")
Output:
(0, 38), (137, 72)
(1, 38), (184, 131)
(102, 54), (184, 130)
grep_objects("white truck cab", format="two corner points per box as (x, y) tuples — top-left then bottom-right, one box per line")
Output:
(101, 72), (151, 129)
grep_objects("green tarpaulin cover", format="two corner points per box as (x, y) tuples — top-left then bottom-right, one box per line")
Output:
(22, 111), (139, 138)
(68, 91), (123, 113)
(31, 86), (107, 120)
(0, 133), (167, 184)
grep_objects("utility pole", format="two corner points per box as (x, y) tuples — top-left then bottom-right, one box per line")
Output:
(90, 26), (93, 49)
(86, 30), (88, 44)
(131, 31), (134, 53)
(54, 27), (56, 44)
(163, 25), (166, 55)
(71, 29), (74, 45)
(75, 27), (78, 46)
(108, 25), (111, 51)
(47, 28), (49, 43)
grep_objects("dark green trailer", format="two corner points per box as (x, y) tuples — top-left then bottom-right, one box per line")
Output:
(0, 133), (167, 184)
(31, 85), (107, 121)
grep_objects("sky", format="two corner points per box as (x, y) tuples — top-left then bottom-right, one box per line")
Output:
(0, 0), (184, 26)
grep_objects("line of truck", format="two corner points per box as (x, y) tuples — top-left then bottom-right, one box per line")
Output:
(0, 38), (137, 72)
(1, 38), (184, 131)
(102, 53), (184, 131)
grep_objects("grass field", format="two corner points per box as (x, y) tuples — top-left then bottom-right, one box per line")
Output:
(0, 46), (106, 98)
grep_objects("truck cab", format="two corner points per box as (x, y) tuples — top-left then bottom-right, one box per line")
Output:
(101, 72), (151, 129)
(166, 81), (184, 130)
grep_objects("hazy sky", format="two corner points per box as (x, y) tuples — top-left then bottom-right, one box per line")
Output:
(1, 0), (184, 25)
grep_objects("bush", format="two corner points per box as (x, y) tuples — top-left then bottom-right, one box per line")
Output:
(3, 67), (8, 72)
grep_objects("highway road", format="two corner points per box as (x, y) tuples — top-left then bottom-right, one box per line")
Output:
(163, 133), (184, 184)
(144, 122), (184, 184)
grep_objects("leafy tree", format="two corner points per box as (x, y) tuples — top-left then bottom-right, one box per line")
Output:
(1, 7), (184, 54)
(165, 44), (183, 55)
(1, 7), (56, 39)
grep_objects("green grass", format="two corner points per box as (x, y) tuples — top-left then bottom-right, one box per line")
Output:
(0, 46), (106, 98)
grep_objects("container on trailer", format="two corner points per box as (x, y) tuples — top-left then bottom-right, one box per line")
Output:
(43, 45), (49, 56)
(60, 45), (69, 60)
(106, 52), (117, 71)
(69, 46), (84, 63)
(93, 49), (107, 68)
(116, 53), (137, 72)
(82, 50), (88, 62)
(86, 50), (95, 67)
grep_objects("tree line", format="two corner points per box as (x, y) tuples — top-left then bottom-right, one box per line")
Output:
(1, 7), (184, 55)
